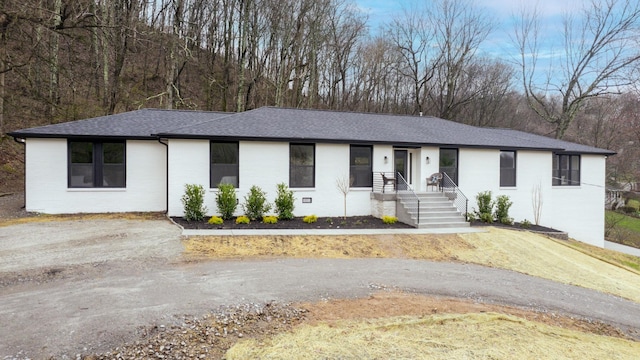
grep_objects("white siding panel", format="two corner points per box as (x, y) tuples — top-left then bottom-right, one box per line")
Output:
(25, 138), (166, 214)
(167, 139), (210, 216)
(547, 155), (606, 247)
(458, 149), (605, 247)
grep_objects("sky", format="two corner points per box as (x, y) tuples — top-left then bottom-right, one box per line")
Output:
(354, 0), (592, 80)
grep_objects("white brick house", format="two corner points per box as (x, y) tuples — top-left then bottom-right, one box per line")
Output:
(9, 107), (614, 247)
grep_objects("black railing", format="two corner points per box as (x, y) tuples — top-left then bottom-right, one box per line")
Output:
(372, 171), (398, 193)
(441, 172), (468, 219)
(396, 172), (421, 225)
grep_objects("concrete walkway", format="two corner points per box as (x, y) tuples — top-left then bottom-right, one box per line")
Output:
(181, 227), (486, 236)
(605, 240), (640, 257)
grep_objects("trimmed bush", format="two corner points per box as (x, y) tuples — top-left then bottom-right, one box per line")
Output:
(274, 183), (295, 220)
(242, 185), (271, 220)
(216, 183), (237, 220)
(494, 195), (513, 225)
(181, 184), (207, 221)
(474, 191), (494, 223)
(235, 215), (250, 224)
(627, 199), (640, 210)
(303, 214), (318, 223)
(620, 206), (637, 214)
(262, 215), (278, 224)
(520, 219), (532, 229)
(382, 215), (398, 224)
(207, 216), (223, 225)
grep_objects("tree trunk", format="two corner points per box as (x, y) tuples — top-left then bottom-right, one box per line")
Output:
(236, 0), (249, 112)
(49, 0), (62, 120)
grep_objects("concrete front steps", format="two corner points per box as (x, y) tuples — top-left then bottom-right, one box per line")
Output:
(397, 192), (469, 229)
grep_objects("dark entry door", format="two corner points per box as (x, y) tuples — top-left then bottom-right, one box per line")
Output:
(394, 149), (408, 190)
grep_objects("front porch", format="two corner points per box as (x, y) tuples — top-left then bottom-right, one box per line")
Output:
(370, 171), (469, 229)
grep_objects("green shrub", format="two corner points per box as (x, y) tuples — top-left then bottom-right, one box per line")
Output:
(474, 191), (494, 223)
(215, 183), (237, 220)
(494, 195), (513, 225)
(235, 215), (250, 224)
(262, 215), (278, 224)
(520, 219), (532, 229)
(207, 216), (224, 225)
(620, 206), (637, 214)
(181, 184), (207, 221)
(242, 185), (271, 220)
(303, 214), (318, 223)
(479, 212), (494, 223)
(382, 215), (398, 224)
(627, 199), (640, 210)
(274, 183), (295, 220)
(326, 217), (334, 225)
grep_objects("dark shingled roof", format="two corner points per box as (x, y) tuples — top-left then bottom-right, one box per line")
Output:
(8, 109), (231, 139)
(9, 106), (615, 155)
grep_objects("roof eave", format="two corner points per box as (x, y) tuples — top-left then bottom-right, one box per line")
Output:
(7, 132), (157, 141)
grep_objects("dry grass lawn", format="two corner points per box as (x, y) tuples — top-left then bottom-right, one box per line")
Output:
(184, 231), (640, 359)
(0, 212), (166, 227)
(184, 228), (640, 303)
(227, 311), (640, 360)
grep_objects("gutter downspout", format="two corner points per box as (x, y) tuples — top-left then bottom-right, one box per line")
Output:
(13, 137), (26, 210)
(158, 138), (169, 214)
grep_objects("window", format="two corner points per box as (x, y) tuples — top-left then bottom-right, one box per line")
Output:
(350, 145), (373, 187)
(439, 148), (458, 184)
(500, 151), (516, 187)
(553, 154), (580, 186)
(290, 144), (315, 187)
(68, 141), (125, 188)
(210, 142), (239, 188)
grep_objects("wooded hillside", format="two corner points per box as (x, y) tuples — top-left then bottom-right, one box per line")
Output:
(1, 0), (640, 193)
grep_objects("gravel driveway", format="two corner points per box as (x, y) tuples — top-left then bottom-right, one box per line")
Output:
(1, 219), (639, 359)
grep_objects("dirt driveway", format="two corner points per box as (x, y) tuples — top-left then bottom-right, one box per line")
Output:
(1, 218), (640, 359)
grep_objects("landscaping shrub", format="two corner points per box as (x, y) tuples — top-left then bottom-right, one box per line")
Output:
(627, 199), (640, 211)
(474, 191), (494, 223)
(262, 215), (278, 224)
(207, 216), (223, 225)
(274, 183), (295, 220)
(620, 206), (637, 214)
(382, 215), (398, 224)
(216, 183), (237, 220)
(303, 214), (318, 223)
(243, 185), (271, 220)
(235, 215), (250, 224)
(494, 195), (513, 225)
(520, 219), (532, 229)
(181, 184), (207, 221)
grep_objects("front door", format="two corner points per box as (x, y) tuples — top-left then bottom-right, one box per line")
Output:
(394, 149), (408, 190)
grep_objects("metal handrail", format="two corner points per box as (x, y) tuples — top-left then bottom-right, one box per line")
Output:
(441, 172), (468, 219)
(372, 172), (397, 193)
(396, 172), (421, 225)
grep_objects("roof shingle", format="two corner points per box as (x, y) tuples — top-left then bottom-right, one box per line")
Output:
(8, 106), (615, 155)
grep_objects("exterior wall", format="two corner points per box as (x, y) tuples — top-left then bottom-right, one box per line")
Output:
(419, 146), (442, 191)
(458, 148), (606, 247)
(168, 140), (372, 218)
(25, 138), (166, 214)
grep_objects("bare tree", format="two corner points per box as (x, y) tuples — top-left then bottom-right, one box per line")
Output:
(385, 5), (437, 115)
(515, 0), (640, 139)
(428, 0), (494, 120)
(531, 182), (543, 225)
(335, 174), (353, 220)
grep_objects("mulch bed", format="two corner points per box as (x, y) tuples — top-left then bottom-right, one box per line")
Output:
(172, 216), (413, 230)
(173, 216), (565, 236)
(469, 220), (561, 233)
